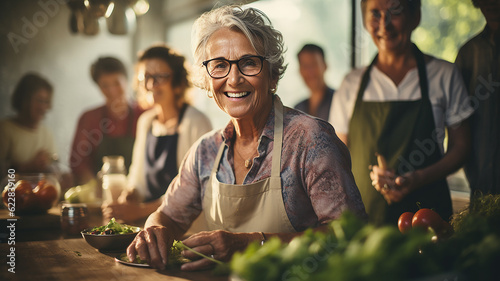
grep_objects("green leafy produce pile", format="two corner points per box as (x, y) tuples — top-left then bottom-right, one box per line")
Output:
(88, 218), (139, 235)
(231, 212), (435, 281)
(230, 196), (500, 281)
(433, 194), (500, 280)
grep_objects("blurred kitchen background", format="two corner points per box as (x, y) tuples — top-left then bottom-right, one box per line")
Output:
(0, 0), (485, 209)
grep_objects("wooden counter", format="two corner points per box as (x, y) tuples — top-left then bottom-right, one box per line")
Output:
(0, 238), (229, 281)
(0, 205), (229, 280)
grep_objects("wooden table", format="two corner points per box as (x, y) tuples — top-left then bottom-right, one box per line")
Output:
(0, 238), (230, 281)
(0, 205), (230, 280)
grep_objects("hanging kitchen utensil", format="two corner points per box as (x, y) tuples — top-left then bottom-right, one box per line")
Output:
(84, 0), (113, 18)
(107, 0), (136, 35)
(82, 7), (100, 36)
(69, 11), (79, 34)
(67, 0), (86, 34)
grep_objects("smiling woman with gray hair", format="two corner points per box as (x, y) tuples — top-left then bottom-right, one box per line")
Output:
(127, 5), (366, 271)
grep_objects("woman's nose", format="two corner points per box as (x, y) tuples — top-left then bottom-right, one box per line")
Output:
(226, 64), (244, 86)
(380, 12), (392, 31)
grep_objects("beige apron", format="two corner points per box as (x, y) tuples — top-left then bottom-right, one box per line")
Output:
(203, 98), (296, 233)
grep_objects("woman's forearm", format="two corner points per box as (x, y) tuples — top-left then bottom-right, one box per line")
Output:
(139, 198), (163, 220)
(145, 209), (186, 240)
(413, 120), (470, 188)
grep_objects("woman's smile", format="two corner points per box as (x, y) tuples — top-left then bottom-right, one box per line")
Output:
(224, 91), (251, 98)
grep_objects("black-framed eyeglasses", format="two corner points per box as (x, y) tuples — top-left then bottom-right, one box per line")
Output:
(202, 55), (266, 79)
(138, 73), (171, 86)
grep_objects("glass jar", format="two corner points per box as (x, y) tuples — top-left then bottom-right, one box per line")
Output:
(61, 203), (89, 236)
(100, 155), (127, 204)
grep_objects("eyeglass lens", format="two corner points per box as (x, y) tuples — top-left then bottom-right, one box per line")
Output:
(206, 56), (263, 78)
(140, 74), (170, 85)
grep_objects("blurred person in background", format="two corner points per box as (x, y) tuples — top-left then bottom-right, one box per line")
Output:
(101, 45), (212, 224)
(329, 0), (474, 225)
(0, 73), (56, 178)
(294, 43), (335, 121)
(455, 0), (500, 198)
(69, 57), (144, 185)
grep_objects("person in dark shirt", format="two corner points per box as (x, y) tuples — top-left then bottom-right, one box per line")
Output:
(69, 57), (144, 185)
(294, 44), (334, 121)
(455, 0), (500, 198)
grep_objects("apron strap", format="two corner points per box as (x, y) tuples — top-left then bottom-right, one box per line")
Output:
(271, 98), (284, 178)
(353, 55), (378, 111)
(412, 43), (429, 100)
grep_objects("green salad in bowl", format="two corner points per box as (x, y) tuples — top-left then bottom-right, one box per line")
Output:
(81, 218), (141, 251)
(86, 218), (140, 235)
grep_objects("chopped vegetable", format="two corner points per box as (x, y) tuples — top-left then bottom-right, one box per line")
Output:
(172, 240), (225, 266)
(87, 218), (138, 235)
(119, 253), (148, 265)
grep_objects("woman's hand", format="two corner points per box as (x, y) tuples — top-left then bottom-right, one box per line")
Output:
(118, 189), (139, 204)
(180, 230), (253, 271)
(370, 165), (396, 203)
(17, 150), (52, 173)
(127, 225), (172, 270)
(101, 201), (143, 223)
(370, 166), (421, 203)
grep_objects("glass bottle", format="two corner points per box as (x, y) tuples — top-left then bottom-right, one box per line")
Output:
(100, 155), (127, 204)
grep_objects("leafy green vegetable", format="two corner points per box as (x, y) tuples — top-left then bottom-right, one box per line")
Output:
(451, 193), (500, 234)
(171, 240), (230, 274)
(89, 218), (139, 235)
(228, 197), (500, 281)
(119, 253), (148, 265)
(230, 211), (438, 281)
(172, 240), (225, 266)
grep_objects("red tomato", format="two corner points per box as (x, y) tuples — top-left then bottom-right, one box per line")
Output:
(14, 180), (33, 197)
(398, 212), (414, 234)
(412, 208), (445, 233)
(18, 192), (40, 212)
(34, 183), (58, 209)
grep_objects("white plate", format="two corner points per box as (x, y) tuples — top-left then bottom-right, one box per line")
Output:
(115, 254), (150, 268)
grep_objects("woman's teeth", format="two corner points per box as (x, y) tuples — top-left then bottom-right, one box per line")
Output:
(225, 92), (250, 98)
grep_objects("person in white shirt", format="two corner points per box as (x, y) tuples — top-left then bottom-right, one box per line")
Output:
(329, 0), (474, 225)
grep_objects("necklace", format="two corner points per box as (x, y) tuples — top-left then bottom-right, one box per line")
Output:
(234, 142), (259, 169)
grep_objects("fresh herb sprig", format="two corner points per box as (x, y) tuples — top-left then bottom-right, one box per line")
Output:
(172, 240), (225, 266)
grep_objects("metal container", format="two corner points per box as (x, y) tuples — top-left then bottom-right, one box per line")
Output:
(61, 203), (89, 236)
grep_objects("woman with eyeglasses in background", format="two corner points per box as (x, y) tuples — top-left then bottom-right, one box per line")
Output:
(126, 6), (366, 271)
(101, 45), (212, 225)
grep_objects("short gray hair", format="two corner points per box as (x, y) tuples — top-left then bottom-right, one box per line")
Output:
(191, 5), (287, 90)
